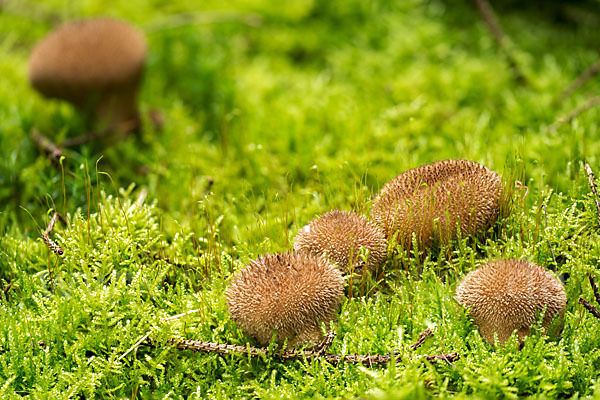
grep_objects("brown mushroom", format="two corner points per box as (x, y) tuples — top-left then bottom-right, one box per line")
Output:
(455, 259), (566, 345)
(28, 17), (147, 132)
(225, 252), (344, 347)
(371, 159), (503, 248)
(294, 210), (387, 277)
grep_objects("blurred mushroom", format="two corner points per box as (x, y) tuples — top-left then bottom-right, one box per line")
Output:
(455, 259), (566, 345)
(28, 17), (147, 133)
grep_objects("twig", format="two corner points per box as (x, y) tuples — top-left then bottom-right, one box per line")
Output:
(31, 130), (63, 166)
(409, 325), (435, 350)
(543, 205), (557, 265)
(143, 337), (459, 367)
(474, 0), (525, 82)
(41, 212), (64, 255)
(312, 331), (336, 356)
(548, 96), (600, 132)
(589, 273), (600, 305)
(579, 297), (600, 320)
(559, 59), (600, 101)
(585, 163), (600, 229)
(1, 282), (12, 300)
(149, 253), (193, 270)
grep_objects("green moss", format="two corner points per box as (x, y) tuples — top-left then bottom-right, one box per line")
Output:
(2, 0), (600, 397)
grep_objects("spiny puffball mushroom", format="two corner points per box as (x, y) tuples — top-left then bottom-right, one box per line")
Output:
(371, 159), (503, 248)
(28, 18), (147, 131)
(225, 252), (344, 346)
(455, 259), (566, 345)
(293, 210), (387, 276)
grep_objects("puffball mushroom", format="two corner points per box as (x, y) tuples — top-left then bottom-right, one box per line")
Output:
(28, 18), (147, 131)
(294, 210), (387, 277)
(225, 252), (344, 347)
(371, 159), (503, 248)
(455, 259), (566, 345)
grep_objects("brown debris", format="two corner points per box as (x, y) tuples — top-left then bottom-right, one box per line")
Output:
(585, 163), (600, 229)
(474, 0), (526, 82)
(41, 212), (65, 256)
(559, 59), (600, 101)
(589, 273), (600, 305)
(143, 335), (460, 367)
(579, 297), (600, 320)
(31, 129), (63, 166)
(580, 273), (600, 321)
(409, 326), (434, 350)
(548, 96), (600, 133)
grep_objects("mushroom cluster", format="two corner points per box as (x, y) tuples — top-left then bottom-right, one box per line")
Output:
(22, 16), (573, 354)
(29, 18), (147, 132)
(225, 159), (517, 347)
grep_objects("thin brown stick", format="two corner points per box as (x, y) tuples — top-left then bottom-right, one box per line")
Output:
(474, 0), (525, 82)
(589, 273), (600, 305)
(585, 163), (600, 229)
(559, 59), (600, 101)
(312, 331), (336, 356)
(409, 326), (435, 350)
(144, 337), (459, 367)
(41, 212), (64, 255)
(149, 253), (193, 270)
(31, 130), (63, 166)
(579, 297), (600, 320)
(1, 282), (12, 300)
(549, 96), (600, 133)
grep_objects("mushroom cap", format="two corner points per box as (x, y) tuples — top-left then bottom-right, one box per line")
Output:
(225, 252), (344, 346)
(28, 18), (147, 104)
(455, 259), (566, 345)
(371, 159), (503, 248)
(293, 210), (387, 276)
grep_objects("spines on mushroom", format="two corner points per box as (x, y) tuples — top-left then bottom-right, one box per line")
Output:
(225, 251), (344, 346)
(293, 210), (387, 276)
(371, 159), (503, 248)
(455, 259), (566, 345)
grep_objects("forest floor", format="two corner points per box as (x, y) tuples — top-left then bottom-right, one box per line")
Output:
(2, 0), (600, 398)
